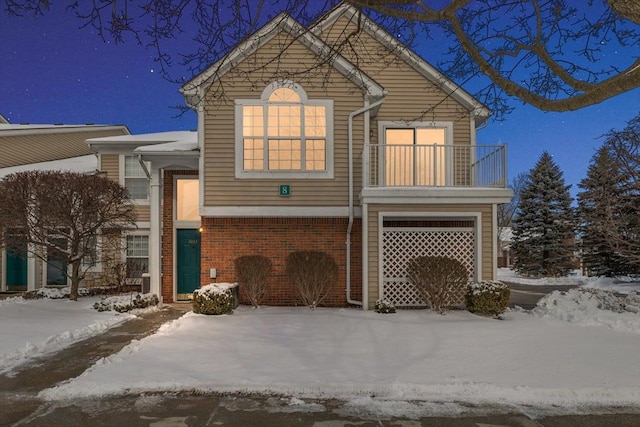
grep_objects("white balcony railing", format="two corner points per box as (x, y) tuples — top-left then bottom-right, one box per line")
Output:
(364, 144), (507, 188)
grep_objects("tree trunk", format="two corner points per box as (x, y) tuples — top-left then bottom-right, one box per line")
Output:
(70, 259), (81, 301)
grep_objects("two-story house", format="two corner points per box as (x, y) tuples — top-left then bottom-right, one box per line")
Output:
(88, 3), (512, 309)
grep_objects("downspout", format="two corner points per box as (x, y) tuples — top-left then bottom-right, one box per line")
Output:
(346, 95), (386, 306)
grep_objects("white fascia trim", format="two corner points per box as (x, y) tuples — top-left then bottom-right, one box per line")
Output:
(201, 206), (362, 218)
(361, 187), (513, 205)
(312, 4), (490, 120)
(1, 125), (129, 138)
(181, 14), (384, 105)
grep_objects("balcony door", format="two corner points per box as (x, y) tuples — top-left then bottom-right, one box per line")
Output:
(384, 127), (447, 186)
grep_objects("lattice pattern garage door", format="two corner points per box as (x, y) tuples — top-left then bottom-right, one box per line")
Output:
(381, 227), (475, 307)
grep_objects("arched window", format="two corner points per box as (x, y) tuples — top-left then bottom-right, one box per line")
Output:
(235, 81), (333, 178)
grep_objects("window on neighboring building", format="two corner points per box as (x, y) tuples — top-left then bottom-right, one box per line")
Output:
(236, 81), (333, 178)
(383, 123), (450, 186)
(124, 156), (149, 200)
(126, 235), (149, 279)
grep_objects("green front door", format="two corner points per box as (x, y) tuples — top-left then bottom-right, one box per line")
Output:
(6, 247), (27, 290)
(177, 229), (201, 300)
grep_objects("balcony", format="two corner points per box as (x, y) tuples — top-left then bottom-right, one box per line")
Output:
(364, 144), (507, 189)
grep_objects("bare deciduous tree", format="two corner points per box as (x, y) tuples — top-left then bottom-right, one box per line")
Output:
(0, 171), (137, 300)
(3, 1), (638, 118)
(497, 171), (527, 242)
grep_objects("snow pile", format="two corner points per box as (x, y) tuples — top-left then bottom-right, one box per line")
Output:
(93, 293), (159, 312)
(0, 297), (134, 374)
(580, 276), (640, 295)
(532, 288), (640, 334)
(40, 307), (640, 412)
(497, 268), (584, 286)
(498, 268), (640, 294)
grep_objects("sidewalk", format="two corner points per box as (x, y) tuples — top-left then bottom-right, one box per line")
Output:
(0, 305), (187, 426)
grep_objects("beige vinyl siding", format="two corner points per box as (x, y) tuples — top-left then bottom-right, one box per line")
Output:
(203, 32), (365, 208)
(318, 16), (472, 145)
(135, 205), (150, 223)
(365, 203), (494, 308)
(99, 154), (120, 181)
(0, 127), (129, 168)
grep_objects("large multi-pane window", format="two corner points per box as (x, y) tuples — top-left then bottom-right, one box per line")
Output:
(176, 178), (199, 221)
(236, 82), (333, 178)
(124, 156), (149, 200)
(126, 235), (149, 278)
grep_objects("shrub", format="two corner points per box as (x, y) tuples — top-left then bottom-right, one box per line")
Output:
(93, 293), (160, 312)
(285, 250), (338, 309)
(407, 256), (469, 314)
(234, 255), (272, 308)
(192, 283), (235, 315)
(465, 281), (510, 317)
(374, 299), (396, 314)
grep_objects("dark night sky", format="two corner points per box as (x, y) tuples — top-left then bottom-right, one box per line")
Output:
(1, 4), (638, 195)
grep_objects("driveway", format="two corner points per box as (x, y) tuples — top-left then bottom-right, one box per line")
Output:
(503, 282), (579, 309)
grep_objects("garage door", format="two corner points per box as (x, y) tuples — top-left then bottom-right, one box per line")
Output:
(381, 220), (475, 307)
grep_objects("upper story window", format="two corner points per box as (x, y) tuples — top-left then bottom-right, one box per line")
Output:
(235, 81), (334, 179)
(380, 122), (453, 187)
(123, 155), (149, 201)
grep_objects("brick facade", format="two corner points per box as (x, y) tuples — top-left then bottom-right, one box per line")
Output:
(162, 169), (198, 303)
(200, 217), (362, 307)
(161, 171), (362, 307)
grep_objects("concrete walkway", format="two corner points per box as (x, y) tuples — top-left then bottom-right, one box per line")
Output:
(0, 305), (187, 426)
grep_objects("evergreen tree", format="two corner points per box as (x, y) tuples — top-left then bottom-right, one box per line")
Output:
(578, 113), (640, 275)
(512, 152), (575, 277)
(577, 147), (630, 276)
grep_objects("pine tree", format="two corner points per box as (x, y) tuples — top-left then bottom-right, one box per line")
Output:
(577, 147), (630, 276)
(512, 152), (575, 277)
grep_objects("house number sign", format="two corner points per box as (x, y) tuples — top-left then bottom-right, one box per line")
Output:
(279, 184), (291, 197)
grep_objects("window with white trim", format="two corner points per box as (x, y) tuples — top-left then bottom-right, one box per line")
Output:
(124, 156), (149, 200)
(126, 234), (148, 279)
(381, 122), (452, 186)
(235, 81), (333, 179)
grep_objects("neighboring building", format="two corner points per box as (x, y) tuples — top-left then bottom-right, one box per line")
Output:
(0, 123), (130, 292)
(498, 227), (513, 268)
(88, 2), (512, 309)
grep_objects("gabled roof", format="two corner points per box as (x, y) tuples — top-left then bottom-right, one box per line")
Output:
(310, 3), (490, 121)
(180, 12), (385, 107)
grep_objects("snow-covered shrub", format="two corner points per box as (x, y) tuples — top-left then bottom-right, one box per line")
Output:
(285, 251), (338, 309)
(93, 293), (159, 312)
(234, 255), (272, 308)
(192, 283), (235, 315)
(465, 281), (510, 317)
(407, 256), (469, 314)
(374, 299), (396, 314)
(22, 286), (100, 300)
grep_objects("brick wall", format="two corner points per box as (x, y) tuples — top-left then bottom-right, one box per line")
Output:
(162, 170), (198, 303)
(200, 217), (362, 307)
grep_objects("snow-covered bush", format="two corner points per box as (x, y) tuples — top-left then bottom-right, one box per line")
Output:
(93, 293), (159, 312)
(285, 251), (337, 309)
(192, 283), (235, 315)
(465, 281), (510, 317)
(407, 256), (469, 314)
(22, 286), (113, 300)
(234, 255), (272, 308)
(374, 299), (396, 314)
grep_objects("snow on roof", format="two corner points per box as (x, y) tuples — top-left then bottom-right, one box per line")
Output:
(134, 139), (198, 154)
(0, 155), (97, 179)
(0, 124), (120, 132)
(87, 130), (196, 145)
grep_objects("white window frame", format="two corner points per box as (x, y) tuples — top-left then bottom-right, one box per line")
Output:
(234, 80), (334, 179)
(81, 234), (102, 273)
(119, 154), (150, 204)
(124, 232), (150, 281)
(378, 121), (454, 186)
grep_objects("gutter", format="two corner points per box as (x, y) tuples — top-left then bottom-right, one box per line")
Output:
(346, 94), (386, 307)
(138, 155), (151, 179)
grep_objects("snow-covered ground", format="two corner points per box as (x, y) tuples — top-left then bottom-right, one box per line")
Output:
(498, 267), (640, 294)
(39, 289), (640, 415)
(0, 295), (135, 374)
(3, 278), (639, 416)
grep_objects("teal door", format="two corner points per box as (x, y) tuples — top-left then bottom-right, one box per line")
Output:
(6, 247), (27, 290)
(177, 229), (201, 300)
